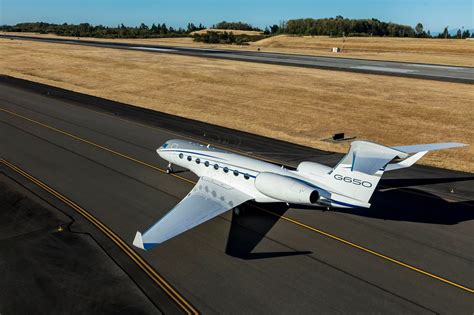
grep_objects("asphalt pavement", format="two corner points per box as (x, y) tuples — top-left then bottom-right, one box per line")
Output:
(0, 77), (473, 313)
(1, 34), (473, 84)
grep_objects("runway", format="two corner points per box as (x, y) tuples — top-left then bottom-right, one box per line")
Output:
(1, 77), (473, 313)
(2, 34), (473, 84)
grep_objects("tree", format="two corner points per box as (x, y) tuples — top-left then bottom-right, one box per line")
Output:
(462, 29), (470, 39)
(161, 23), (168, 34)
(187, 23), (197, 33)
(442, 26), (449, 39)
(270, 24), (280, 34)
(456, 29), (462, 39)
(415, 23), (424, 36)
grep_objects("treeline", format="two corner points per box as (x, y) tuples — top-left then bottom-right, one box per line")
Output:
(193, 31), (264, 44)
(0, 22), (206, 38)
(1, 19), (471, 40)
(212, 21), (261, 31)
(267, 17), (472, 38)
(437, 26), (471, 39)
(275, 17), (416, 37)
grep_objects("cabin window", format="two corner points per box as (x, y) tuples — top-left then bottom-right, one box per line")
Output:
(233, 170), (239, 176)
(214, 164), (219, 170)
(244, 174), (250, 180)
(204, 161), (210, 167)
(196, 158), (200, 164)
(179, 153), (184, 159)
(223, 167), (229, 173)
(187, 156), (192, 161)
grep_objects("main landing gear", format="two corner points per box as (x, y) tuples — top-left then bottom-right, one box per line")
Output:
(166, 163), (174, 174)
(233, 206), (242, 216)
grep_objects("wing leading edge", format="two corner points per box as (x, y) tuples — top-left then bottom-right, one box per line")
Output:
(133, 177), (252, 250)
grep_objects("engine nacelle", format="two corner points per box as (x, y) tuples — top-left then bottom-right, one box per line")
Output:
(297, 161), (332, 177)
(255, 172), (320, 204)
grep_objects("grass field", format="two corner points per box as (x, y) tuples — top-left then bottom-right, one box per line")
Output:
(4, 32), (474, 66)
(1, 38), (472, 172)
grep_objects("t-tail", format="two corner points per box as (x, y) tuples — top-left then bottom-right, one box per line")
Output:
(325, 140), (466, 208)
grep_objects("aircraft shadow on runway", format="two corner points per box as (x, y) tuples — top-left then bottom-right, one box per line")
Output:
(294, 176), (474, 225)
(225, 202), (312, 260)
(225, 177), (474, 259)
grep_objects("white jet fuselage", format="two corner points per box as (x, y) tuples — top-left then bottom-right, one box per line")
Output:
(157, 140), (367, 208)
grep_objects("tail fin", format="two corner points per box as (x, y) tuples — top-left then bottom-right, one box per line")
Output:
(327, 141), (466, 203)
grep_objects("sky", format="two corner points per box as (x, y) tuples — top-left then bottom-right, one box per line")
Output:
(1, 0), (472, 32)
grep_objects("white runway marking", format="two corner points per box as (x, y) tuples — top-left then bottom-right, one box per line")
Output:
(409, 64), (467, 70)
(352, 65), (416, 73)
(130, 46), (176, 52)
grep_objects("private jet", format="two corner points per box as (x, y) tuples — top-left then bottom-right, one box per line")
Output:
(133, 139), (466, 250)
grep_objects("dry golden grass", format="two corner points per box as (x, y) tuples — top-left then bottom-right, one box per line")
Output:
(1, 39), (473, 172)
(6, 32), (474, 66)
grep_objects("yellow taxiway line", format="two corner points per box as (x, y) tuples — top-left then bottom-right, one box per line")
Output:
(1, 106), (472, 294)
(0, 158), (199, 314)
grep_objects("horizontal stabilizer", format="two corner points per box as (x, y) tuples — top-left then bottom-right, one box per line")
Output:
(133, 231), (145, 250)
(392, 142), (467, 154)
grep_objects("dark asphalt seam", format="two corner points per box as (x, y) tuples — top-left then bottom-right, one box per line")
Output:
(0, 169), (165, 314)
(0, 120), (185, 202)
(297, 245), (438, 313)
(0, 97), (154, 152)
(0, 225), (61, 243)
(331, 211), (474, 263)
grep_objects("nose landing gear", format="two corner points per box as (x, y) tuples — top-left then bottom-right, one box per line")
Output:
(166, 163), (174, 174)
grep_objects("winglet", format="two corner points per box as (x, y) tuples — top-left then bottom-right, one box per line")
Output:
(133, 231), (145, 250)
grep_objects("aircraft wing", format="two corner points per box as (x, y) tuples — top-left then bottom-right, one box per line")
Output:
(133, 177), (252, 250)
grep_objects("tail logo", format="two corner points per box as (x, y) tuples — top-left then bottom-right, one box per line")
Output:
(333, 174), (373, 188)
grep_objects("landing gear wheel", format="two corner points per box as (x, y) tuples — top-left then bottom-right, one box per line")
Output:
(166, 163), (173, 174)
(233, 207), (241, 216)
